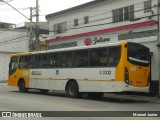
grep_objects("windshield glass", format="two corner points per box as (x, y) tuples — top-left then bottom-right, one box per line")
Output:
(128, 42), (150, 66)
(9, 57), (18, 75)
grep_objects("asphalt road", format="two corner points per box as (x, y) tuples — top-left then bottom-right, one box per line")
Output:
(0, 83), (160, 120)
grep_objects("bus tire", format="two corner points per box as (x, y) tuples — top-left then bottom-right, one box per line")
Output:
(66, 81), (79, 98)
(18, 79), (28, 93)
(40, 89), (49, 94)
(89, 92), (104, 99)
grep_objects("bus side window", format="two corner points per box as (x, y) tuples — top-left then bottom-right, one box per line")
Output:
(60, 51), (73, 68)
(36, 54), (48, 68)
(107, 46), (121, 67)
(37, 55), (41, 68)
(48, 53), (54, 67)
(19, 56), (28, 69)
(89, 48), (108, 67)
(73, 50), (89, 67)
(48, 53), (60, 68)
(28, 55), (37, 69)
(41, 54), (48, 68)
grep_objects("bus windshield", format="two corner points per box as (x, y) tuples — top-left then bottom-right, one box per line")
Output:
(128, 42), (150, 67)
(9, 56), (18, 75)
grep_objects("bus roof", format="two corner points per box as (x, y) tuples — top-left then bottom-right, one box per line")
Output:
(11, 41), (128, 56)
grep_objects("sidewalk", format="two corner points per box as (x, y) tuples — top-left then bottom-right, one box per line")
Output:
(0, 80), (7, 83)
(104, 93), (160, 103)
(0, 81), (7, 87)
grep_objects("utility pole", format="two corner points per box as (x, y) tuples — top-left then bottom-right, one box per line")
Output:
(0, 0), (38, 51)
(35, 0), (40, 51)
(29, 7), (33, 51)
(157, 1), (160, 96)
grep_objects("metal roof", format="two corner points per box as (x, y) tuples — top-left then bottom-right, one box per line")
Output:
(45, 0), (109, 19)
(12, 41), (125, 56)
(0, 22), (15, 28)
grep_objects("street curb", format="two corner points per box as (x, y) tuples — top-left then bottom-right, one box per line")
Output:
(104, 93), (160, 103)
(0, 80), (7, 83)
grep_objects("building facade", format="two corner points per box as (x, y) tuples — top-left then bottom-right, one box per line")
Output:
(0, 21), (48, 82)
(45, 0), (160, 94)
(0, 28), (29, 81)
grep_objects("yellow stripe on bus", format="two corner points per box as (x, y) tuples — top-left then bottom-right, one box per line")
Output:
(29, 78), (115, 82)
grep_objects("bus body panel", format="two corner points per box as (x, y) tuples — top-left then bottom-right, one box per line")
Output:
(126, 42), (150, 88)
(8, 69), (30, 88)
(8, 41), (150, 94)
(29, 68), (116, 92)
(114, 82), (149, 93)
(8, 70), (19, 87)
(115, 42), (126, 82)
(125, 63), (150, 87)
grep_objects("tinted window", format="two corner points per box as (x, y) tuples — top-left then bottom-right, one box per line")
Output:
(28, 55), (37, 68)
(36, 54), (48, 68)
(19, 56), (28, 69)
(107, 46), (121, 67)
(89, 48), (108, 67)
(128, 43), (150, 66)
(41, 54), (48, 68)
(60, 51), (73, 67)
(9, 57), (18, 75)
(48, 53), (60, 68)
(74, 50), (89, 67)
(37, 55), (41, 68)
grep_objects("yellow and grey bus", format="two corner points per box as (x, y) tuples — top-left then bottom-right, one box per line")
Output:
(8, 41), (150, 98)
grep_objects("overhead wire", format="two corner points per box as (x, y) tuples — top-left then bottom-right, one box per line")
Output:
(0, 0), (37, 27)
(47, 0), (157, 28)
(0, 7), (31, 11)
(0, 0), (159, 45)
(49, 2), (158, 33)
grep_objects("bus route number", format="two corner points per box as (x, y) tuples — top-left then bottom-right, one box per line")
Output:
(99, 70), (111, 75)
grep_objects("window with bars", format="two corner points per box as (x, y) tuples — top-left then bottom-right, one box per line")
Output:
(54, 22), (66, 34)
(74, 19), (78, 26)
(112, 5), (134, 23)
(144, 0), (152, 13)
(84, 16), (89, 24)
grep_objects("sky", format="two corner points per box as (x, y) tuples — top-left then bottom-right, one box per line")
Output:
(0, 0), (93, 26)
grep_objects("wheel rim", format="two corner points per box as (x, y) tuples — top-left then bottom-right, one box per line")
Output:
(69, 85), (76, 96)
(19, 81), (25, 90)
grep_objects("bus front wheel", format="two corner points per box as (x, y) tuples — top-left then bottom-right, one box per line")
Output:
(18, 80), (28, 93)
(66, 82), (79, 98)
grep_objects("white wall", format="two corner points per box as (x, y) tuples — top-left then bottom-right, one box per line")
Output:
(0, 29), (29, 52)
(46, 0), (160, 83)
(0, 29), (29, 81)
(47, 0), (158, 39)
(0, 52), (11, 81)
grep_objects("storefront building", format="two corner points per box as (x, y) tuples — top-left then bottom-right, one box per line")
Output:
(45, 0), (160, 95)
